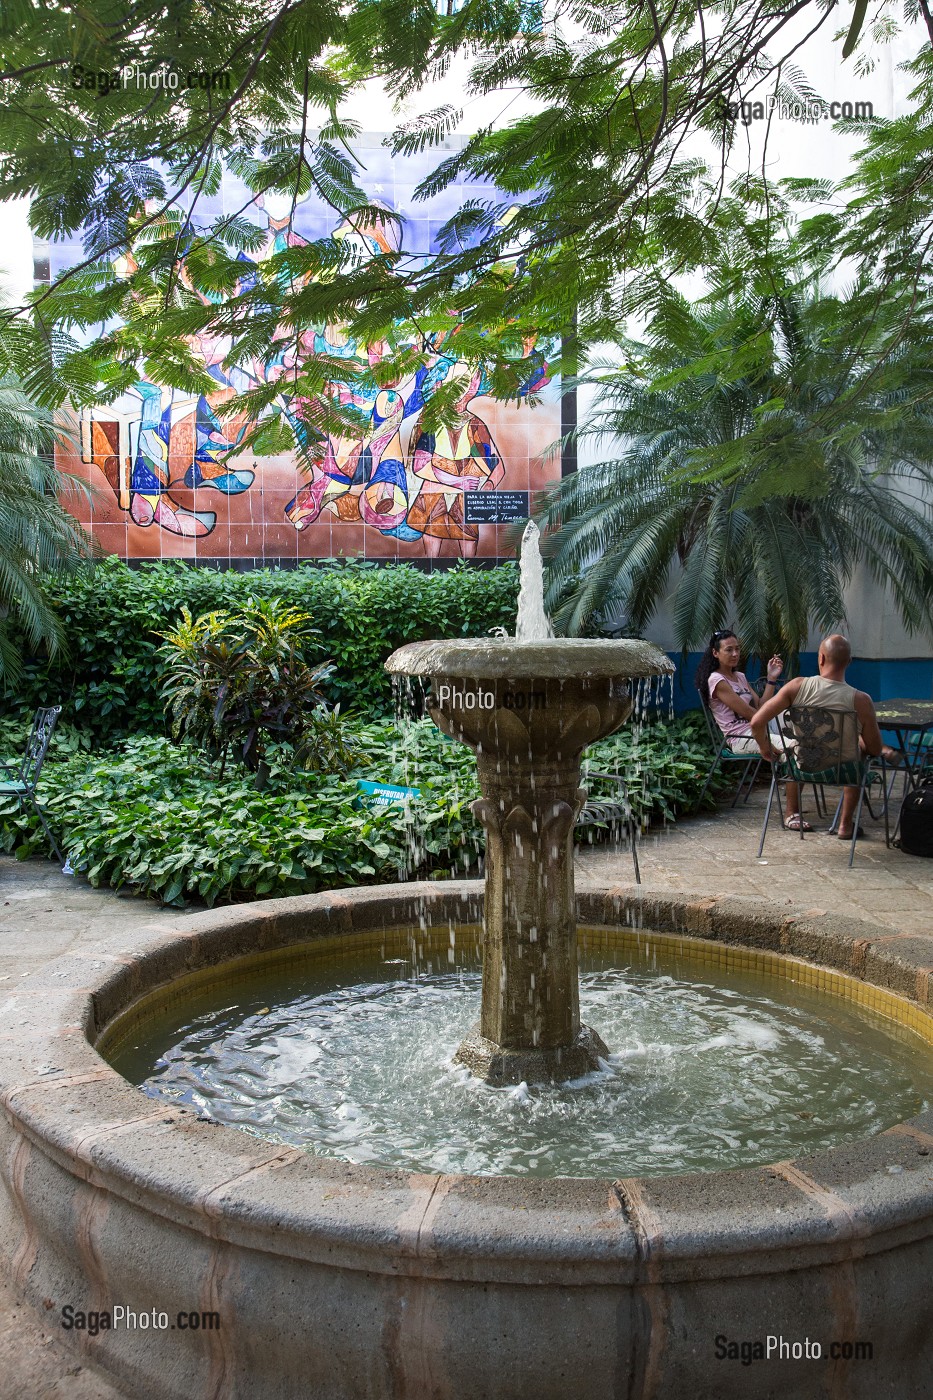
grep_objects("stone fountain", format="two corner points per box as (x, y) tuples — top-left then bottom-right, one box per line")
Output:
(385, 523), (674, 1085)
(5, 524), (933, 1399)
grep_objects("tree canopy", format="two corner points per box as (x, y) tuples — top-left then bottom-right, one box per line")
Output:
(1, 0), (932, 497)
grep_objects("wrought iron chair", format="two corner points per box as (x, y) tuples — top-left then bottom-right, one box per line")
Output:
(748, 676), (830, 821)
(695, 700), (762, 810)
(826, 756), (905, 834)
(0, 706), (63, 861)
(757, 705), (888, 868)
(577, 771), (641, 883)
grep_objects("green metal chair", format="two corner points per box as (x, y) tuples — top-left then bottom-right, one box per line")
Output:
(695, 700), (762, 809)
(577, 770), (641, 883)
(0, 706), (63, 861)
(757, 706), (888, 868)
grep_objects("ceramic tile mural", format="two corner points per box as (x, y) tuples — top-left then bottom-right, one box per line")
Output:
(50, 136), (563, 564)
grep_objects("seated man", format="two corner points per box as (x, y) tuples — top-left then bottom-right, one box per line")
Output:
(750, 634), (888, 841)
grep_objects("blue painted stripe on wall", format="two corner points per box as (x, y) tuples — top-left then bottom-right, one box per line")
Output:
(666, 653), (933, 714)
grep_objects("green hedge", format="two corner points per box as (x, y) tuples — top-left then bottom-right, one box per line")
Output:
(11, 558), (519, 740)
(0, 715), (725, 907)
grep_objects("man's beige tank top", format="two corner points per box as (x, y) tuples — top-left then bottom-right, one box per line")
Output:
(791, 675), (861, 762)
(794, 675), (859, 722)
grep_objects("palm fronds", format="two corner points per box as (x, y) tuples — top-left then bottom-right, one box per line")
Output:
(0, 374), (96, 687)
(540, 279), (933, 664)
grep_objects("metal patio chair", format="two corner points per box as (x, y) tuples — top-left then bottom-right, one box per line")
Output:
(825, 754), (905, 834)
(0, 706), (63, 861)
(577, 771), (641, 883)
(748, 676), (829, 822)
(757, 706), (888, 868)
(695, 701), (762, 810)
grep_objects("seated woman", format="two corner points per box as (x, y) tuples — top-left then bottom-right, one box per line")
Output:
(695, 630), (808, 829)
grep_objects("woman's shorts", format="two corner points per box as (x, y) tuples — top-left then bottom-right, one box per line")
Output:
(727, 735), (762, 755)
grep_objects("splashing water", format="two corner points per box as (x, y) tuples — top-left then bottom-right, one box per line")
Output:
(515, 520), (555, 641)
(116, 929), (933, 1179)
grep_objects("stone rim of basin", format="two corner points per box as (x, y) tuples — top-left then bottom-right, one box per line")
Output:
(384, 637), (675, 680)
(5, 887), (932, 1400)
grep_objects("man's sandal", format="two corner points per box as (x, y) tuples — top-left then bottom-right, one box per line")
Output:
(783, 815), (813, 832)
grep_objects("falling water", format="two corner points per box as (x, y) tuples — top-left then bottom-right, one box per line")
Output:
(514, 521), (554, 641)
(389, 675), (423, 879)
(390, 675), (480, 884)
(121, 930), (933, 1179)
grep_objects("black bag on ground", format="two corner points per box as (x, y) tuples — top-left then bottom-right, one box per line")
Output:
(898, 781), (933, 857)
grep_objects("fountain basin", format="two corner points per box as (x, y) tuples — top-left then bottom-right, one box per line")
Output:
(105, 920), (933, 1180)
(384, 637), (675, 680)
(2, 883), (933, 1399)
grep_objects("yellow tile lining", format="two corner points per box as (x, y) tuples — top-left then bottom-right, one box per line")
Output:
(96, 923), (485, 1057)
(577, 924), (933, 1046)
(97, 921), (933, 1059)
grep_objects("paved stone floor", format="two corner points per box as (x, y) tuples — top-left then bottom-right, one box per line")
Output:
(577, 783), (933, 939)
(0, 863), (183, 1398)
(0, 784), (929, 1395)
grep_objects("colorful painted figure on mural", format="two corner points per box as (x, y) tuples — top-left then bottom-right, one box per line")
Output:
(76, 184), (553, 552)
(283, 207), (412, 536)
(80, 245), (255, 536)
(180, 321), (255, 497)
(126, 380), (217, 537)
(283, 205), (511, 555)
(403, 356), (503, 558)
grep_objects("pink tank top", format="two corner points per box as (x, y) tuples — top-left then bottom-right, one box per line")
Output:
(708, 670), (754, 739)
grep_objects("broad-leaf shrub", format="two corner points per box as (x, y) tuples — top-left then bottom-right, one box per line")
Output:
(582, 712), (723, 824)
(160, 600), (334, 772)
(0, 715), (726, 906)
(28, 738), (425, 904)
(11, 558), (520, 740)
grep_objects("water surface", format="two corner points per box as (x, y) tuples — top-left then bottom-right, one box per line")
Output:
(108, 927), (933, 1179)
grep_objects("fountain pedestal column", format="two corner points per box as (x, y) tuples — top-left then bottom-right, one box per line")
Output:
(385, 636), (674, 1087)
(425, 674), (633, 1085)
(458, 750), (610, 1084)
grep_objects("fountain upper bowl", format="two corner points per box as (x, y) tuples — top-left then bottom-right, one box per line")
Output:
(385, 637), (674, 681)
